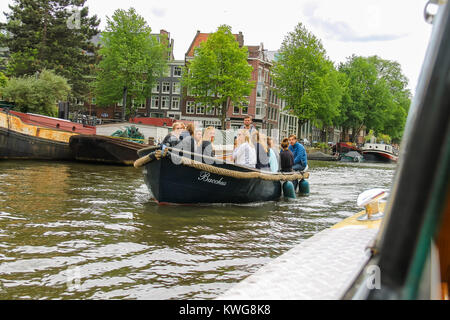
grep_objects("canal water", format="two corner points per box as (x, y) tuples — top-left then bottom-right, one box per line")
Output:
(0, 160), (395, 299)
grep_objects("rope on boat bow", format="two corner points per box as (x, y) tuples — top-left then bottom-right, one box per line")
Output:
(134, 147), (309, 182)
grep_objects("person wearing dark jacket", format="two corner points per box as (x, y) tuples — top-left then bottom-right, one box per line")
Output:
(280, 138), (294, 172)
(252, 131), (270, 171)
(197, 126), (216, 163)
(162, 122), (184, 147)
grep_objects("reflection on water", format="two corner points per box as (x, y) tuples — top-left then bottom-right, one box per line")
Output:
(0, 160), (395, 299)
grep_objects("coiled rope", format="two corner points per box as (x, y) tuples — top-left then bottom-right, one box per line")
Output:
(134, 147), (309, 182)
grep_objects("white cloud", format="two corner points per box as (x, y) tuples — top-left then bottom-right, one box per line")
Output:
(303, 1), (407, 42)
(150, 7), (166, 18)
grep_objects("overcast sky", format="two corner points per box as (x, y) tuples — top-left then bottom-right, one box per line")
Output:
(1, 0), (436, 94)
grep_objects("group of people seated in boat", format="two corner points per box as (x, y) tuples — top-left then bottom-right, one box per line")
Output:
(160, 116), (308, 173)
(161, 122), (216, 159)
(234, 116), (307, 173)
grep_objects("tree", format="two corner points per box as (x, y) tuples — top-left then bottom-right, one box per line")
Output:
(0, 71), (7, 89)
(182, 25), (253, 129)
(306, 61), (343, 142)
(272, 23), (341, 136)
(2, 69), (71, 116)
(338, 55), (409, 143)
(1, 0), (100, 98)
(338, 55), (385, 142)
(367, 56), (411, 143)
(94, 8), (168, 120)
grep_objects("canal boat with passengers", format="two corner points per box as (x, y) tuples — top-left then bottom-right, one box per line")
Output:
(134, 146), (309, 204)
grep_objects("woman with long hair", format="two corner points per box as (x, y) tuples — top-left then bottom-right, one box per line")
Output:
(252, 131), (270, 171)
(197, 126), (216, 159)
(267, 136), (280, 172)
(232, 129), (256, 168)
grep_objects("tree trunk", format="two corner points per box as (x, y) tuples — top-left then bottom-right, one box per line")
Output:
(220, 97), (230, 130)
(39, 2), (50, 66)
(122, 86), (127, 122)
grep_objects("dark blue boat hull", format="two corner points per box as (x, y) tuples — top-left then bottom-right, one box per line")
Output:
(138, 149), (282, 204)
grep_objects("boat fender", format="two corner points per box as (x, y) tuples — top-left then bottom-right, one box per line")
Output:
(298, 179), (310, 195)
(282, 181), (296, 199)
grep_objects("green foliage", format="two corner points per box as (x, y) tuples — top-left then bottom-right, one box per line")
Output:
(94, 7), (168, 119)
(272, 23), (342, 131)
(0, 71), (7, 89)
(364, 129), (375, 142)
(338, 55), (410, 143)
(182, 25), (253, 128)
(316, 142), (329, 150)
(2, 69), (71, 116)
(367, 55), (411, 142)
(364, 129), (391, 144)
(377, 133), (391, 144)
(2, 0), (100, 98)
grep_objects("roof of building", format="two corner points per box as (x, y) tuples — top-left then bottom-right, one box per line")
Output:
(185, 31), (244, 58)
(129, 117), (175, 127)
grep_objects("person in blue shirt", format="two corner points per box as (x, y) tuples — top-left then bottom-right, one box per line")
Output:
(288, 134), (307, 171)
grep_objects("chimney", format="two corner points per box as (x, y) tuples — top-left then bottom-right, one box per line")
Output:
(237, 31), (244, 47)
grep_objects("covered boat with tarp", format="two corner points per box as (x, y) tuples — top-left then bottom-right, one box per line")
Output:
(134, 146), (309, 205)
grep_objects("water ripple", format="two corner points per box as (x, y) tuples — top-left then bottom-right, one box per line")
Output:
(0, 160), (395, 299)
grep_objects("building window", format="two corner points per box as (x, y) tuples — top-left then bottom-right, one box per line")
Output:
(233, 106), (240, 114)
(196, 103), (205, 114)
(133, 99), (145, 109)
(257, 84), (263, 98)
(172, 82), (180, 94)
(162, 82), (170, 93)
(255, 102), (262, 116)
(152, 82), (160, 93)
(206, 106), (214, 115)
(163, 67), (170, 77)
(151, 96), (159, 109)
(161, 96), (169, 109)
(171, 97), (180, 110)
(186, 101), (195, 114)
(242, 105), (248, 115)
(173, 66), (182, 77)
